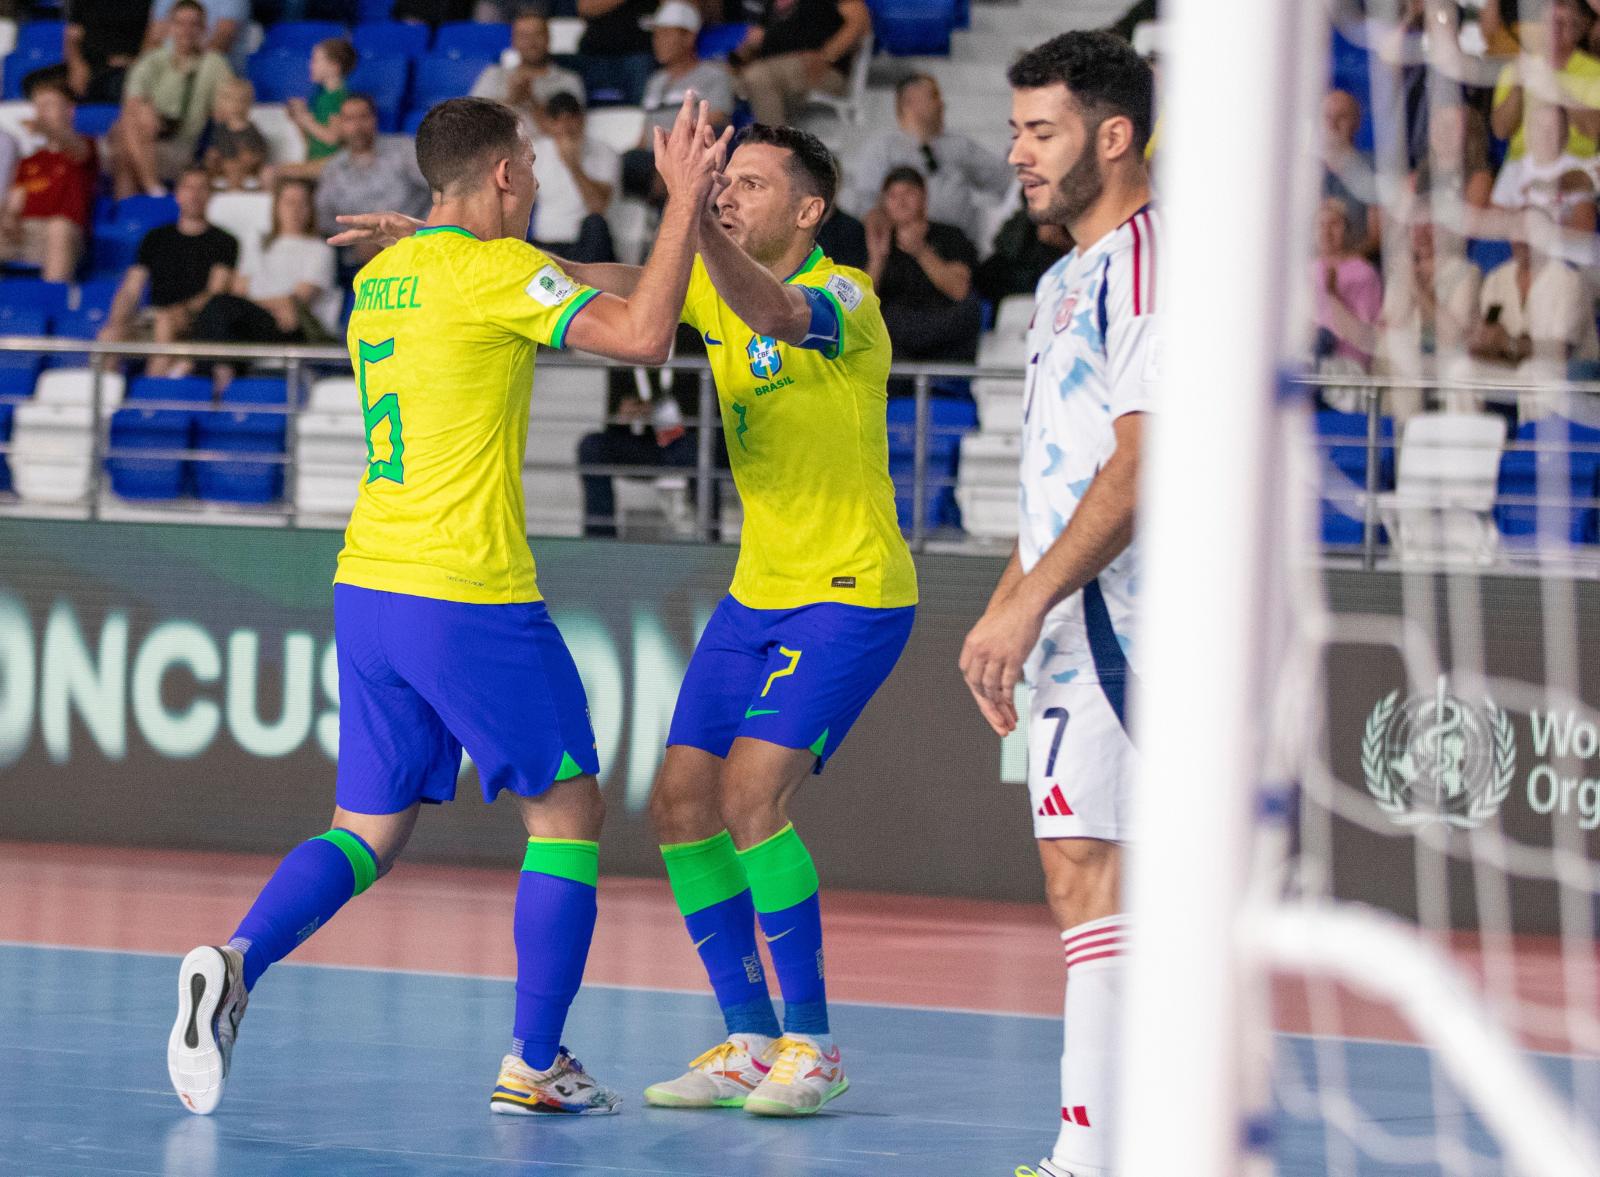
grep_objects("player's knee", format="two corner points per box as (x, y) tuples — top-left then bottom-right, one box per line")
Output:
(717, 775), (781, 843)
(1040, 842), (1120, 928)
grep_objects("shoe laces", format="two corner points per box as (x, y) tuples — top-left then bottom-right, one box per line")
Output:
(688, 1040), (744, 1072)
(767, 1037), (819, 1084)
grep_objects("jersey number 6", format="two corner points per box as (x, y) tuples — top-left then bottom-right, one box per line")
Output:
(358, 338), (404, 485)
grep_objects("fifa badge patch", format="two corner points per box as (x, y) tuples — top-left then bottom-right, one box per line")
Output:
(1054, 293), (1077, 334)
(824, 274), (862, 311)
(525, 264), (577, 307)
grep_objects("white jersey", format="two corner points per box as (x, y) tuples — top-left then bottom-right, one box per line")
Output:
(1019, 205), (1160, 692)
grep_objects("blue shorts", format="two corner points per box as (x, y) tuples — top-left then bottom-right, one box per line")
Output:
(667, 595), (915, 770)
(333, 585), (600, 815)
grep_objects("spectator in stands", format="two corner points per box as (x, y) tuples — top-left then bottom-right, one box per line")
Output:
(391, 0), (474, 25)
(287, 38), (356, 165)
(621, 1), (734, 204)
(471, 8), (585, 126)
(529, 92), (620, 264)
(1491, 101), (1598, 230)
(577, 0), (657, 102)
(731, 0), (871, 127)
(59, 0), (153, 104)
(843, 73), (1013, 245)
(1311, 195), (1382, 374)
(99, 166), (239, 377)
(200, 77), (268, 190)
(1468, 217), (1600, 409)
(145, 0), (250, 76)
(1375, 221), (1483, 419)
(112, 0), (235, 199)
(866, 165), (982, 369)
(183, 178), (337, 386)
(0, 81), (97, 283)
(314, 94), (431, 264)
(576, 361), (703, 538)
(974, 205), (1070, 305)
(1491, 0), (1600, 160)
(1409, 99), (1494, 209)
(1321, 89), (1381, 258)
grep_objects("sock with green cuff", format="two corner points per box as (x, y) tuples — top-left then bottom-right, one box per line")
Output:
(738, 822), (829, 1038)
(511, 837), (600, 1071)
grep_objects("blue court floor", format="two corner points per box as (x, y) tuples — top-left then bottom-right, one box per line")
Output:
(0, 944), (1591, 1176)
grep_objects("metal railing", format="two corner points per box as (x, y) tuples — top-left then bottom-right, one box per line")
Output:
(0, 335), (1025, 552)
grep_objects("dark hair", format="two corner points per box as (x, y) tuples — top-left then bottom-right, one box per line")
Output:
(415, 97), (523, 195)
(544, 91), (584, 119)
(1008, 30), (1155, 153)
(882, 164), (925, 192)
(268, 177), (316, 243)
(317, 37), (357, 76)
(25, 76), (74, 104)
(513, 4), (550, 21)
(894, 72), (936, 104)
(734, 123), (839, 216)
(341, 92), (378, 117)
(171, 0), (207, 17)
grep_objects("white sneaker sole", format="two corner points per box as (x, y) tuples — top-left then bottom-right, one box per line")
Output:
(744, 1075), (849, 1117)
(167, 947), (229, 1115)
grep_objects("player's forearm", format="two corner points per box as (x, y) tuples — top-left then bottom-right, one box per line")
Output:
(987, 544), (1024, 607)
(696, 216), (809, 343)
(616, 195), (701, 360)
(558, 258), (642, 296)
(1014, 449), (1138, 618)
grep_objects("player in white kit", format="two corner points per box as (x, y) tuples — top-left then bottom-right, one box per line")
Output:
(957, 32), (1156, 1177)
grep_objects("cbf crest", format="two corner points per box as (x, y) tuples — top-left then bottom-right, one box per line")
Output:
(747, 334), (782, 380)
(1362, 676), (1515, 827)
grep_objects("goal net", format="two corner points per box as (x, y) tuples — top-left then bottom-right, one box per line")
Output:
(1122, 1), (1600, 1175)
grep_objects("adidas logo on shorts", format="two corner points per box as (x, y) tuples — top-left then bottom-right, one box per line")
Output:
(1037, 784), (1074, 817)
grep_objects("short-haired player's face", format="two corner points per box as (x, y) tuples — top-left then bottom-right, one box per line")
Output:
(715, 143), (810, 263)
(1009, 82), (1101, 229)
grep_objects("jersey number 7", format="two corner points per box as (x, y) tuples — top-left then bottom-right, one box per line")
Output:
(358, 338), (404, 485)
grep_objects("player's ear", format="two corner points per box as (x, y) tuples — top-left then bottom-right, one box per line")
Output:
(1098, 114), (1135, 164)
(796, 194), (825, 233)
(492, 156), (515, 195)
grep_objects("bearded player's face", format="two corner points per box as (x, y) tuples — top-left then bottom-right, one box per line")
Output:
(1009, 82), (1103, 229)
(715, 143), (817, 265)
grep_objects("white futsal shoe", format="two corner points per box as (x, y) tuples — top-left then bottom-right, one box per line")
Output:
(490, 1048), (621, 1115)
(742, 1034), (848, 1116)
(643, 1033), (775, 1108)
(168, 945), (249, 1115)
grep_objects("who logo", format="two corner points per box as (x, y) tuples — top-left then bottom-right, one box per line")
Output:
(747, 334), (782, 380)
(1362, 676), (1516, 828)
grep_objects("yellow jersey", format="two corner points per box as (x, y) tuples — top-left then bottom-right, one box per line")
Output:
(335, 225), (599, 604)
(681, 246), (917, 610)
(1494, 51), (1600, 159)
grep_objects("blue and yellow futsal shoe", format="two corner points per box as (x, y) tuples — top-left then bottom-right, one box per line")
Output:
(643, 1033), (776, 1108)
(743, 1034), (849, 1116)
(490, 1048), (621, 1115)
(167, 945), (249, 1115)
(1014, 1161), (1075, 1176)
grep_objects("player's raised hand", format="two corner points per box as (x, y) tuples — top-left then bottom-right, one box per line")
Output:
(328, 212), (424, 248)
(654, 93), (732, 202)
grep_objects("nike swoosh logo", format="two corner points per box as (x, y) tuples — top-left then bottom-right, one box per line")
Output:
(704, 331), (722, 345)
(692, 933), (716, 950)
(744, 707), (779, 718)
(764, 928), (793, 943)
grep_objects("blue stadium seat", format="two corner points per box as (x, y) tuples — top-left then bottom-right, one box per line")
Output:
(260, 20), (348, 57)
(870, 0), (953, 56)
(48, 307), (106, 367)
(1468, 238), (1514, 275)
(0, 308), (48, 340)
(570, 53), (651, 106)
(886, 395), (975, 529)
(0, 399), (13, 492)
(1328, 27), (1374, 152)
(0, 352), (42, 396)
(249, 50), (311, 103)
(402, 106), (427, 134)
(434, 21), (511, 60)
(90, 194), (179, 273)
(74, 277), (123, 315)
(354, 21), (431, 60)
(194, 378), (289, 503)
(73, 103), (119, 138)
(348, 56), (409, 131)
(108, 376), (213, 499)
(0, 279), (70, 321)
(696, 23), (748, 60)
(2, 21), (67, 100)
(356, 0), (395, 22)
(1316, 410), (1393, 547)
(410, 53), (494, 113)
(1496, 416), (1600, 545)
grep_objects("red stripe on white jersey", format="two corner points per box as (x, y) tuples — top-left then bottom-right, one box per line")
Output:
(1142, 211), (1157, 312)
(1128, 216), (1144, 316)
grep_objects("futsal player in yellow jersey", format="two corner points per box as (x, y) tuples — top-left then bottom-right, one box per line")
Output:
(167, 94), (729, 1118)
(332, 123), (916, 1118)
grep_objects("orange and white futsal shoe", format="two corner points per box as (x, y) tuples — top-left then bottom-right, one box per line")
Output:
(743, 1034), (848, 1116)
(643, 1033), (776, 1108)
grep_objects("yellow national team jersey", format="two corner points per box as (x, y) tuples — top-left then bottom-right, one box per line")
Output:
(335, 226), (598, 604)
(682, 246), (917, 610)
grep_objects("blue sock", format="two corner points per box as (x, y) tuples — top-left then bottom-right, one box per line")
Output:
(661, 831), (781, 1039)
(513, 838), (600, 1071)
(228, 829), (378, 991)
(738, 824), (829, 1038)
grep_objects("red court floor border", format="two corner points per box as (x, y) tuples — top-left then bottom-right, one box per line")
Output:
(3, 841), (1592, 1053)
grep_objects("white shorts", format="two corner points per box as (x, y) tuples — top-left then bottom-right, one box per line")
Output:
(1026, 676), (1137, 841)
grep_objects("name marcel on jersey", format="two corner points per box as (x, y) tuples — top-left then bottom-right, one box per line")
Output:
(353, 274), (424, 313)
